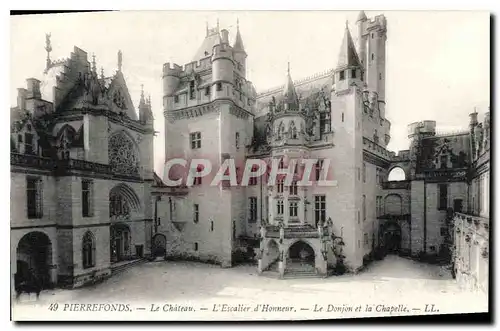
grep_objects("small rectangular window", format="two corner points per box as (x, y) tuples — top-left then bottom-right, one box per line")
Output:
(315, 160), (324, 181)
(438, 184), (448, 210)
(277, 200), (284, 215)
(189, 81), (195, 100)
(342, 112), (344, 122)
(216, 82), (222, 91)
(193, 204), (199, 223)
(190, 132), (201, 149)
(339, 71), (345, 81)
(174, 95), (179, 103)
(82, 180), (93, 217)
(235, 132), (240, 149)
(289, 181), (298, 196)
(249, 197), (257, 222)
(289, 201), (298, 217)
(314, 195), (326, 227)
(205, 86), (211, 96)
(277, 178), (284, 194)
(351, 69), (356, 79)
(27, 177), (43, 219)
(194, 242), (198, 251)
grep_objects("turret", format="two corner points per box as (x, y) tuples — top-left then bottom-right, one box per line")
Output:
(356, 11), (368, 71)
(139, 85), (153, 125)
(233, 19), (247, 78)
(211, 38), (234, 101)
(26, 78), (41, 99)
(333, 22), (363, 94)
(17, 88), (27, 112)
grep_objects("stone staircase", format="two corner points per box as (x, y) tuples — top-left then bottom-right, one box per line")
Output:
(111, 258), (146, 275)
(284, 260), (319, 279)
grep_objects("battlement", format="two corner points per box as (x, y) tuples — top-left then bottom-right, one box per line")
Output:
(365, 14), (387, 31)
(257, 68), (334, 99)
(407, 120), (436, 138)
(164, 57), (213, 77)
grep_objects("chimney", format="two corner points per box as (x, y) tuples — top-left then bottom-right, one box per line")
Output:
(26, 78), (41, 99)
(17, 88), (27, 111)
(221, 29), (229, 44)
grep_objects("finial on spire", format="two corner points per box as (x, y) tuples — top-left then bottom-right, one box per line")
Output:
(206, 21), (209, 36)
(287, 62), (290, 75)
(141, 84), (144, 97)
(237, 18), (240, 30)
(217, 18), (220, 32)
(117, 50), (123, 72)
(45, 33), (52, 57)
(100, 67), (104, 79)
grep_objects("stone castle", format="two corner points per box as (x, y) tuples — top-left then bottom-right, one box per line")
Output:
(10, 11), (489, 291)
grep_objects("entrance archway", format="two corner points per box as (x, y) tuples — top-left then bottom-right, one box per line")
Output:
(152, 233), (167, 258)
(381, 222), (402, 254)
(16, 232), (52, 290)
(110, 223), (132, 263)
(286, 240), (315, 272)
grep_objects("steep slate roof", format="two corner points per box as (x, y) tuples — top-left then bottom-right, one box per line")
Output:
(336, 24), (361, 69)
(233, 26), (246, 53)
(192, 29), (221, 62)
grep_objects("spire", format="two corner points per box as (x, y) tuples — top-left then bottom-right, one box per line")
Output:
(282, 62), (299, 110)
(356, 10), (367, 22)
(217, 18), (220, 33)
(336, 23), (361, 69)
(92, 54), (97, 73)
(44, 33), (52, 72)
(206, 21), (209, 37)
(100, 67), (104, 79)
(140, 84), (146, 105)
(117, 50), (123, 72)
(233, 18), (246, 53)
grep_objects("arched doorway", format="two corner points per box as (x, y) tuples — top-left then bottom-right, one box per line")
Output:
(287, 241), (315, 272)
(152, 233), (167, 258)
(110, 223), (131, 263)
(16, 232), (52, 290)
(381, 222), (402, 254)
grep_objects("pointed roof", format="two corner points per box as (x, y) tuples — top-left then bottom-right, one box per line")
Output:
(336, 22), (361, 69)
(192, 26), (221, 61)
(282, 62), (299, 109)
(356, 10), (367, 22)
(233, 19), (246, 53)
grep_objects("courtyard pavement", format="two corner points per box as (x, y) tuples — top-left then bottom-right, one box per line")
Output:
(12, 255), (488, 321)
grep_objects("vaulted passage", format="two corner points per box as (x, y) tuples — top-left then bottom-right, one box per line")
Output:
(16, 232), (52, 291)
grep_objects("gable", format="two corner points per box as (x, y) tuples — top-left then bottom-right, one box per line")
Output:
(107, 71), (138, 120)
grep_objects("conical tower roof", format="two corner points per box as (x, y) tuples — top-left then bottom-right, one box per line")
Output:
(282, 62), (299, 109)
(336, 22), (361, 69)
(233, 19), (246, 53)
(356, 10), (367, 22)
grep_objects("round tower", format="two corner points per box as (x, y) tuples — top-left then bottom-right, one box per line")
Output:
(211, 41), (234, 101)
(162, 63), (181, 97)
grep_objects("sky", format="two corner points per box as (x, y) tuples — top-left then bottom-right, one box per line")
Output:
(10, 11), (490, 174)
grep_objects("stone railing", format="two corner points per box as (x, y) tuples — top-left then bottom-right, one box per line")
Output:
(10, 152), (141, 180)
(415, 168), (468, 181)
(453, 212), (489, 293)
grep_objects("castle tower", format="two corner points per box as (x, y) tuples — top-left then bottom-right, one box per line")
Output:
(356, 12), (387, 118)
(329, 22), (365, 271)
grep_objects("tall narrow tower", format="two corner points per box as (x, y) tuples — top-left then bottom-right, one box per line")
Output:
(356, 12), (387, 118)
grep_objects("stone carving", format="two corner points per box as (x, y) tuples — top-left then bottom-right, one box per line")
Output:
(108, 132), (140, 176)
(113, 89), (126, 110)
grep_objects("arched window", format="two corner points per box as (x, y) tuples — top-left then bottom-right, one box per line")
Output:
(82, 231), (96, 269)
(388, 167), (406, 181)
